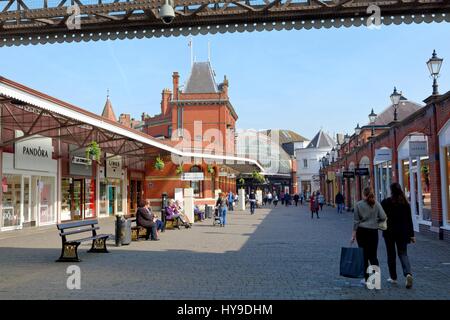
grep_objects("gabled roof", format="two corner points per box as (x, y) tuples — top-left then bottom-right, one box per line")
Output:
(264, 129), (308, 144)
(183, 62), (218, 94)
(370, 95), (423, 126)
(101, 96), (117, 121)
(307, 130), (335, 149)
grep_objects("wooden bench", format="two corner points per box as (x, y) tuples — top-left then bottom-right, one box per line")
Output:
(56, 219), (111, 262)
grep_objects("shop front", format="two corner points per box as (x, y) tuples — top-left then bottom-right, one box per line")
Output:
(98, 154), (125, 217)
(128, 170), (144, 214)
(358, 156), (371, 198)
(348, 162), (356, 210)
(61, 145), (96, 221)
(373, 148), (393, 202)
(1, 134), (57, 231)
(439, 120), (450, 231)
(398, 135), (431, 231)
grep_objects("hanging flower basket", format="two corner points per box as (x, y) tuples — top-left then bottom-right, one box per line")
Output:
(252, 170), (265, 184)
(207, 165), (215, 174)
(85, 141), (101, 162)
(176, 164), (184, 175)
(154, 156), (165, 171)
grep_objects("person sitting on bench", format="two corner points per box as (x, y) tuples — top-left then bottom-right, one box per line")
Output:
(175, 200), (193, 226)
(166, 200), (190, 228)
(136, 200), (159, 241)
(145, 200), (165, 234)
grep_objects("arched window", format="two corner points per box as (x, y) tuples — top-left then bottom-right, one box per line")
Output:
(190, 166), (202, 197)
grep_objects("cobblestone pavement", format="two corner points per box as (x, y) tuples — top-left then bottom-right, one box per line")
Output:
(0, 204), (449, 300)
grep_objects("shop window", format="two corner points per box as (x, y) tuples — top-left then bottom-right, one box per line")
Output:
(61, 178), (72, 221)
(1, 174), (21, 228)
(190, 166), (202, 197)
(39, 176), (55, 225)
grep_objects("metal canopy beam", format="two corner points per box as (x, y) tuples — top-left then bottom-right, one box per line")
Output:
(0, 0), (448, 47)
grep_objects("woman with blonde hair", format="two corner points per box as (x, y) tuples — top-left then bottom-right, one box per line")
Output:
(351, 187), (387, 285)
(216, 192), (229, 227)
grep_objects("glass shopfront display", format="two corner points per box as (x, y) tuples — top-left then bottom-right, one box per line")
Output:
(1, 174), (21, 229)
(99, 178), (123, 216)
(38, 176), (56, 225)
(61, 177), (96, 221)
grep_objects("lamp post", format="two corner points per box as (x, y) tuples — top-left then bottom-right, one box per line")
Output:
(369, 108), (377, 137)
(427, 50), (444, 96)
(390, 87), (402, 122)
(331, 147), (336, 162)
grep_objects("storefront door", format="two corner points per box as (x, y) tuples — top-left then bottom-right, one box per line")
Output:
(72, 179), (83, 220)
(109, 186), (116, 216)
(21, 176), (32, 227)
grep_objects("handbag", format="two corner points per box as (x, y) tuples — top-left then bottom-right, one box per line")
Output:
(339, 246), (365, 278)
(378, 218), (387, 231)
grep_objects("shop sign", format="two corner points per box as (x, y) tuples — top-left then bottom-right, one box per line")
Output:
(409, 141), (428, 157)
(374, 148), (392, 163)
(72, 156), (92, 166)
(355, 168), (369, 176)
(227, 173), (236, 179)
(218, 172), (228, 177)
(106, 154), (122, 179)
(69, 145), (92, 176)
(14, 133), (53, 172)
(343, 171), (355, 179)
(181, 172), (205, 181)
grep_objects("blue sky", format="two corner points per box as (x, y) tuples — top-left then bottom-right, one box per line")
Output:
(0, 22), (449, 141)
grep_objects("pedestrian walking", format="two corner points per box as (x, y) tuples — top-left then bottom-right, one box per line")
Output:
(216, 192), (229, 227)
(351, 187), (387, 286)
(381, 183), (415, 289)
(263, 193), (268, 206)
(267, 192), (273, 205)
(335, 192), (345, 214)
(310, 192), (319, 219)
(227, 191), (234, 211)
(273, 194), (278, 207)
(249, 190), (257, 214)
(299, 192), (304, 205)
(318, 192), (325, 211)
(294, 193), (300, 206)
(285, 193), (291, 207)
(281, 191), (285, 206)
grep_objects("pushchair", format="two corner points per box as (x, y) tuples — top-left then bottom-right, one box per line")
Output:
(213, 207), (222, 226)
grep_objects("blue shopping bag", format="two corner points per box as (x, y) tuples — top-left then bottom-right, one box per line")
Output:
(340, 246), (365, 279)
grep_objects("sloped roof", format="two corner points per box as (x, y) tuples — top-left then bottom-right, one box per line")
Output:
(307, 130), (335, 149)
(183, 62), (218, 94)
(101, 96), (117, 121)
(264, 129), (308, 144)
(371, 96), (423, 126)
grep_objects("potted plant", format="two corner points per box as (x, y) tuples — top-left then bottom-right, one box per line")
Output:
(207, 164), (215, 174)
(85, 141), (101, 162)
(175, 164), (184, 175)
(252, 170), (265, 184)
(154, 156), (165, 171)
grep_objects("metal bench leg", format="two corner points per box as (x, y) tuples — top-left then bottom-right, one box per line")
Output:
(56, 242), (81, 262)
(88, 237), (109, 253)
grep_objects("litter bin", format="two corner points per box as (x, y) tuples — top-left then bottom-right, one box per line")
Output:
(115, 215), (132, 246)
(205, 205), (213, 219)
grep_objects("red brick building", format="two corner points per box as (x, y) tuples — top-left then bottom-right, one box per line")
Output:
(320, 90), (450, 243)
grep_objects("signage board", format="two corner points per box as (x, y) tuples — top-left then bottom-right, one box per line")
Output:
(374, 148), (392, 164)
(355, 168), (370, 176)
(181, 172), (205, 181)
(218, 172), (228, 177)
(409, 141), (428, 157)
(106, 154), (122, 179)
(343, 171), (355, 179)
(14, 132), (53, 172)
(69, 145), (92, 176)
(72, 156), (92, 166)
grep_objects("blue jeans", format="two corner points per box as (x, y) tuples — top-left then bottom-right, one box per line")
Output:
(337, 203), (344, 214)
(220, 207), (227, 225)
(250, 201), (256, 214)
(156, 220), (164, 231)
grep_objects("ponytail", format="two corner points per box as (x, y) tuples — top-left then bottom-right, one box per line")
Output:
(363, 187), (375, 207)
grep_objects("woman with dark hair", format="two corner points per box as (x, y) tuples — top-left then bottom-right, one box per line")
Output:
(381, 183), (415, 289)
(351, 187), (386, 286)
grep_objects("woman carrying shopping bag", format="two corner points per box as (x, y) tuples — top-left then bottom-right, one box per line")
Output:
(351, 187), (387, 286)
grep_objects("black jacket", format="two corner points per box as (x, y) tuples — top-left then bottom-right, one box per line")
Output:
(381, 197), (415, 243)
(136, 207), (156, 228)
(335, 193), (344, 204)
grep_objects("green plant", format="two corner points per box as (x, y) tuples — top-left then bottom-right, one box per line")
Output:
(154, 156), (165, 171)
(85, 141), (101, 162)
(252, 170), (265, 184)
(238, 177), (245, 185)
(207, 164), (215, 174)
(175, 164), (184, 175)
(421, 165), (429, 174)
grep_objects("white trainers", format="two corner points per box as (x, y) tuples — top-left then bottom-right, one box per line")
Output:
(387, 278), (398, 284)
(405, 274), (413, 289)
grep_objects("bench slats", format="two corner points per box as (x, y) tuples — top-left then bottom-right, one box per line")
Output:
(60, 226), (99, 237)
(57, 219), (99, 230)
(68, 234), (110, 243)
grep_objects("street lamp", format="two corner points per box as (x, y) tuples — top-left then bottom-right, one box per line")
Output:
(331, 147), (336, 162)
(368, 108), (377, 137)
(427, 50), (444, 95)
(344, 134), (350, 144)
(355, 123), (361, 136)
(390, 87), (402, 122)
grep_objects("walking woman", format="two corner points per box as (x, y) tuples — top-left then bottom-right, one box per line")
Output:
(351, 187), (387, 284)
(381, 183), (415, 289)
(216, 192), (229, 227)
(310, 192), (319, 219)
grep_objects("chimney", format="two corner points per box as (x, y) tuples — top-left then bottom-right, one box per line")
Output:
(161, 88), (172, 115)
(222, 75), (229, 97)
(172, 72), (179, 100)
(119, 114), (131, 127)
